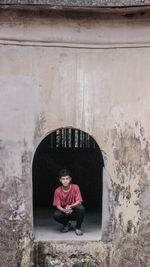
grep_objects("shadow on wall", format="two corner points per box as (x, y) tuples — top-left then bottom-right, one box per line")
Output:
(32, 128), (104, 214)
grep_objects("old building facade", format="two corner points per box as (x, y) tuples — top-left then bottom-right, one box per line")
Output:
(0, 1), (150, 266)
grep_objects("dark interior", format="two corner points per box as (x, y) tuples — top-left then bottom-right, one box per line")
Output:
(33, 128), (104, 223)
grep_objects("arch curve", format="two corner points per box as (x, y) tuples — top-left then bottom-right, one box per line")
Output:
(33, 126), (105, 164)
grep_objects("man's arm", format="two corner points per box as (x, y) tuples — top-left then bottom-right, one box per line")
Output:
(66, 185), (83, 209)
(54, 190), (72, 214)
(57, 205), (72, 214)
(67, 201), (81, 209)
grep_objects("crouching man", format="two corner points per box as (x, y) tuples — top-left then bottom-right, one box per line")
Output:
(53, 169), (85, 236)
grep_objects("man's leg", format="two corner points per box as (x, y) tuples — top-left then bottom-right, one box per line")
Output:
(73, 204), (85, 235)
(53, 209), (69, 227)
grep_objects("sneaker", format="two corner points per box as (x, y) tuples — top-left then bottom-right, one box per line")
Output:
(60, 223), (71, 233)
(75, 229), (83, 236)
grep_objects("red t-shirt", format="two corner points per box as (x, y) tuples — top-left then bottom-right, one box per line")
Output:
(53, 184), (83, 208)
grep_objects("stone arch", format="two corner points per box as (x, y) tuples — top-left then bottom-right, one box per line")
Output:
(32, 127), (114, 241)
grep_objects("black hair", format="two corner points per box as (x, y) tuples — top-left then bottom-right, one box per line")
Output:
(58, 169), (71, 179)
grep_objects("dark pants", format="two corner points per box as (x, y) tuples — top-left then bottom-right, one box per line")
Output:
(53, 204), (85, 229)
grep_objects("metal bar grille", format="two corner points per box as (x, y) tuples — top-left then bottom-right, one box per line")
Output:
(50, 128), (97, 149)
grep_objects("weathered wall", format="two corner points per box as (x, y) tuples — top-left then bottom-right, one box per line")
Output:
(0, 6), (150, 267)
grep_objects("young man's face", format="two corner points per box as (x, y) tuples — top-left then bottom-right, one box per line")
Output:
(59, 175), (71, 187)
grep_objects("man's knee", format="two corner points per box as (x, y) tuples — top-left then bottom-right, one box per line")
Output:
(53, 210), (63, 220)
(75, 204), (85, 213)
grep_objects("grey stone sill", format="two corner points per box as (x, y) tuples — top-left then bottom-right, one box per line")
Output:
(0, 0), (150, 8)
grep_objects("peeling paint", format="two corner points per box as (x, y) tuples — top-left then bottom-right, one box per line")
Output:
(110, 123), (150, 233)
(0, 6), (150, 267)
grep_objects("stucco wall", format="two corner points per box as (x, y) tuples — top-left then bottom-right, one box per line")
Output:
(0, 6), (150, 267)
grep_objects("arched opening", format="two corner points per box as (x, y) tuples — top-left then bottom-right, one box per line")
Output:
(33, 128), (104, 240)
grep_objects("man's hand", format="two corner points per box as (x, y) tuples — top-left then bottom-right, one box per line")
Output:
(66, 205), (72, 210)
(65, 205), (72, 214)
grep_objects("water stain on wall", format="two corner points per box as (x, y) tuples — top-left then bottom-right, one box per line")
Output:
(111, 122), (150, 234)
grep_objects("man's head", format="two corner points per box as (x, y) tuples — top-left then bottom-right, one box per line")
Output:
(58, 169), (72, 187)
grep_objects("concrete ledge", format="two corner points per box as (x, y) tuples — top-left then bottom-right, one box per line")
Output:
(0, 0), (150, 8)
